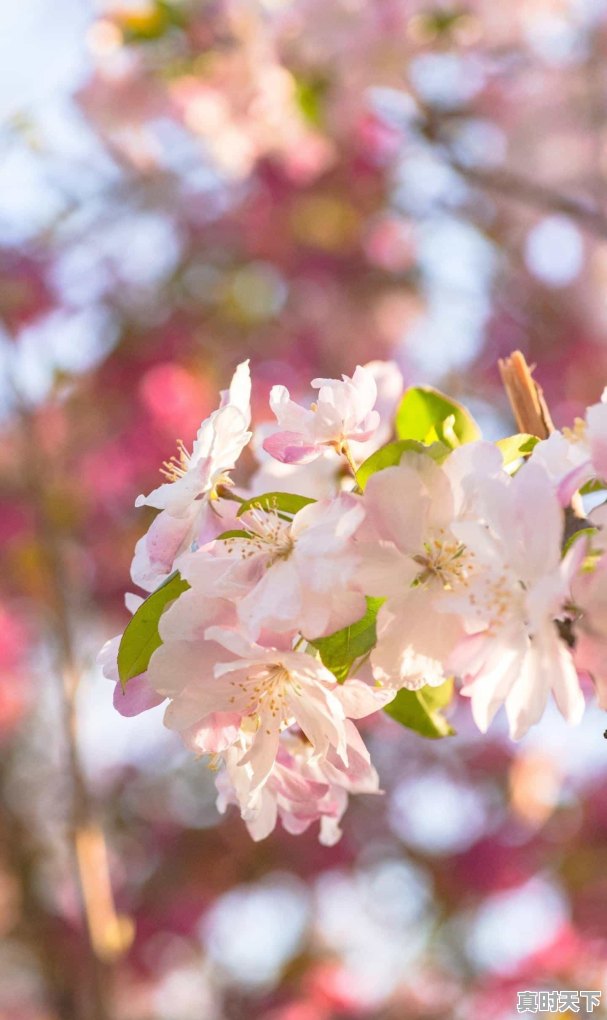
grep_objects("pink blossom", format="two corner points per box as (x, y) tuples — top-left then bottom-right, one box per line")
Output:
(251, 360), (402, 492)
(446, 463), (585, 739)
(571, 503), (607, 708)
(137, 588), (236, 726)
(531, 430), (593, 506)
(135, 360), (251, 515)
(130, 499), (239, 592)
(249, 423), (342, 500)
(356, 444), (503, 690)
(263, 365), (380, 465)
(130, 361), (251, 590)
(347, 359), (404, 459)
(216, 723), (381, 845)
(148, 623), (389, 790)
(178, 494), (367, 640)
(532, 390), (607, 505)
(588, 400), (607, 480)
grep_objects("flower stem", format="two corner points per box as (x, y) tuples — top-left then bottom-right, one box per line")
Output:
(340, 442), (359, 479)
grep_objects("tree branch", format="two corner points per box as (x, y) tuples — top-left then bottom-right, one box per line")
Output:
(18, 409), (128, 1020)
(454, 161), (607, 240)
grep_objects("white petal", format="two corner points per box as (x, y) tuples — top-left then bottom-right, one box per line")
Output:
(372, 592), (461, 687)
(238, 723), (280, 790)
(334, 679), (394, 718)
(505, 662), (549, 740)
(363, 464), (428, 553)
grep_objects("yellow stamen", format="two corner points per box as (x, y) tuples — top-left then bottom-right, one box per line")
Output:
(413, 536), (469, 590)
(562, 417), (587, 444)
(159, 439), (191, 481)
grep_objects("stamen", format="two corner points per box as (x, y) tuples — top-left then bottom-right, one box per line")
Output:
(562, 417), (587, 444)
(160, 439), (191, 481)
(226, 507), (295, 566)
(239, 663), (295, 733)
(413, 535), (469, 590)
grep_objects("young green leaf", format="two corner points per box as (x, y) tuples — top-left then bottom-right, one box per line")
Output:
(496, 433), (538, 466)
(121, 0), (187, 42)
(294, 76), (328, 127)
(580, 478), (606, 496)
(384, 679), (455, 738)
(117, 571), (190, 687)
(310, 597), (383, 683)
(236, 491), (315, 520)
(356, 439), (448, 490)
(395, 386), (481, 448)
(563, 525), (597, 556)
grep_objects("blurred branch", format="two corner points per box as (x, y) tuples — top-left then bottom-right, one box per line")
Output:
(452, 160), (607, 240)
(416, 104), (607, 239)
(584, 35), (607, 208)
(18, 409), (125, 1020)
(0, 754), (78, 1017)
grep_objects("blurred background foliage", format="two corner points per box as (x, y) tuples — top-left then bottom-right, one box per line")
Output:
(3, 1), (607, 1017)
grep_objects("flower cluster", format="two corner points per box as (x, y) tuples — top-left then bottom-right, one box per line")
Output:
(101, 360), (607, 844)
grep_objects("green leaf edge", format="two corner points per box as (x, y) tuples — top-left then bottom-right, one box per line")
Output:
(395, 386), (481, 447)
(117, 571), (190, 688)
(356, 439), (449, 490)
(237, 491), (316, 519)
(496, 433), (538, 466)
(310, 597), (383, 683)
(384, 680), (455, 739)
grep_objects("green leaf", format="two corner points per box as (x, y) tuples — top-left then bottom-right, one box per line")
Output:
(294, 77), (328, 127)
(496, 433), (538, 466)
(311, 598), (383, 683)
(384, 679), (455, 738)
(395, 386), (481, 448)
(562, 525), (598, 557)
(216, 529), (255, 540)
(117, 571), (190, 687)
(237, 491), (315, 520)
(580, 478), (607, 496)
(356, 439), (449, 490)
(121, 0), (186, 42)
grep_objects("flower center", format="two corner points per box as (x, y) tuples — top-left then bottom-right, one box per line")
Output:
(469, 570), (525, 635)
(228, 508), (295, 566)
(412, 530), (470, 590)
(232, 662), (302, 733)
